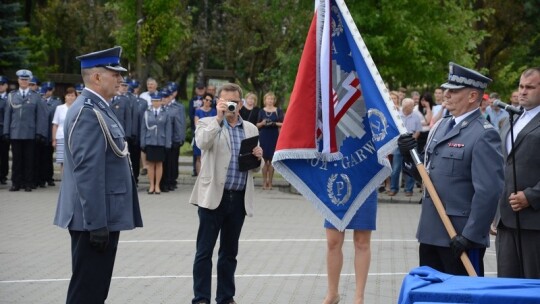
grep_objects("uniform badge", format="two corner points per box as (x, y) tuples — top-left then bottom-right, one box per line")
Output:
(448, 142), (465, 148)
(483, 122), (493, 129)
(84, 99), (93, 107)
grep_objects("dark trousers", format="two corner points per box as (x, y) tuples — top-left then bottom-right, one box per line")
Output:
(129, 140), (141, 183)
(192, 154), (197, 175)
(193, 190), (246, 304)
(161, 148), (172, 189)
(0, 139), (9, 180)
(10, 139), (35, 188)
(34, 141), (47, 185)
(44, 144), (54, 182)
(67, 230), (120, 304)
(496, 226), (540, 278)
(163, 146), (178, 188)
(171, 145), (180, 186)
(419, 243), (485, 276)
(35, 143), (54, 184)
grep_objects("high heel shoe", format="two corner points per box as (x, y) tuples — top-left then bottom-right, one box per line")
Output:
(323, 295), (340, 304)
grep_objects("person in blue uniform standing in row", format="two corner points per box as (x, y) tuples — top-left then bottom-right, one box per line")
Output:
(127, 78), (148, 185)
(53, 46), (143, 304)
(3, 69), (48, 192)
(168, 82), (186, 190)
(37, 81), (61, 188)
(0, 75), (9, 185)
(141, 91), (172, 194)
(398, 62), (504, 276)
(111, 78), (133, 141)
(160, 83), (186, 192)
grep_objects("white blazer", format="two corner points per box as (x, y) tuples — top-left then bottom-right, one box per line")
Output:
(189, 116), (262, 216)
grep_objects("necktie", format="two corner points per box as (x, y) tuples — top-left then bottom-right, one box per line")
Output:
(445, 118), (455, 135)
(154, 110), (157, 117)
(22, 91), (26, 99)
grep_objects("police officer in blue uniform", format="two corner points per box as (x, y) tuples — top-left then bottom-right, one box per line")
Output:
(0, 76), (9, 184)
(126, 79), (147, 184)
(74, 83), (84, 95)
(53, 46), (143, 304)
(398, 62), (505, 276)
(165, 82), (186, 190)
(158, 87), (173, 192)
(3, 69), (48, 192)
(36, 81), (61, 187)
(141, 91), (172, 194)
(111, 79), (133, 140)
(29, 76), (39, 92)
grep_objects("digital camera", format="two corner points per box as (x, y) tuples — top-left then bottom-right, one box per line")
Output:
(226, 101), (237, 112)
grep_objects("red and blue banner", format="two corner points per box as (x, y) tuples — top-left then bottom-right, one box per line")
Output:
(272, 0), (405, 230)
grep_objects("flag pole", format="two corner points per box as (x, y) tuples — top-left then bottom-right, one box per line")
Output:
(409, 149), (478, 277)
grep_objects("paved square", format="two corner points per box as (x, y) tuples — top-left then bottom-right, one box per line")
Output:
(0, 183), (497, 303)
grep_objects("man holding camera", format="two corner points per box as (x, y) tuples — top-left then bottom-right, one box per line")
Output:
(189, 83), (263, 304)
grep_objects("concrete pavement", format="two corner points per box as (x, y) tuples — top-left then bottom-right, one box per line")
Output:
(0, 170), (498, 303)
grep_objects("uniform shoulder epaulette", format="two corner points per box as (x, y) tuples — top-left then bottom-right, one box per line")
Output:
(482, 120), (494, 129)
(83, 99), (94, 109)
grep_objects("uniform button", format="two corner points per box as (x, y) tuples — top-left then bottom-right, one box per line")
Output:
(462, 211), (466, 215)
(435, 151), (439, 155)
(430, 165), (434, 169)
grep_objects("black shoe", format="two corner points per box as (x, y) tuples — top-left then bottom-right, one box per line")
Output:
(160, 187), (169, 193)
(39, 182), (46, 188)
(31, 184), (37, 189)
(9, 186), (20, 192)
(24, 187), (32, 192)
(48, 181), (55, 186)
(0, 178), (7, 185)
(140, 168), (148, 176)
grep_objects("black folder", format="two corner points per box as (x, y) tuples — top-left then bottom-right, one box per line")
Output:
(238, 135), (260, 171)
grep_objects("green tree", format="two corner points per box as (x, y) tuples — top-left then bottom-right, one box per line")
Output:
(474, 0), (540, 97)
(109, 0), (192, 88)
(0, 1), (29, 69)
(18, 0), (117, 77)
(348, 0), (489, 90)
(202, 0), (313, 103)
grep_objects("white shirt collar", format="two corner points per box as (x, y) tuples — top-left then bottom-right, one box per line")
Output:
(452, 108), (478, 126)
(521, 105), (540, 120)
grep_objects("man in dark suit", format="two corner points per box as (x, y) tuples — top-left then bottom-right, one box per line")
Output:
(496, 67), (540, 279)
(398, 62), (504, 276)
(53, 46), (143, 304)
